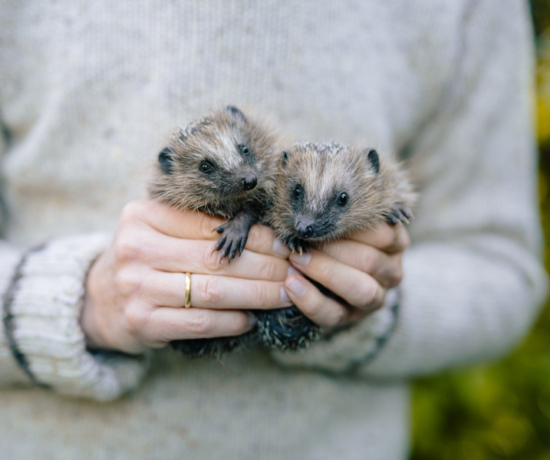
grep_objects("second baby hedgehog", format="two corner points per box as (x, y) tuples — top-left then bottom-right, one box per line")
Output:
(261, 141), (416, 350)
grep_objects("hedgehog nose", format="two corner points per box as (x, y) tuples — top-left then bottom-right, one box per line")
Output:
(296, 221), (314, 239)
(242, 173), (257, 191)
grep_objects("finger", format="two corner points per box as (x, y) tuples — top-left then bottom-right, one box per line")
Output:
(131, 231), (291, 281)
(145, 307), (255, 343)
(243, 224), (291, 259)
(347, 222), (410, 255)
(289, 250), (386, 311)
(319, 240), (403, 288)
(124, 201), (291, 259)
(284, 274), (349, 328)
(141, 271), (292, 310)
(122, 200), (225, 240)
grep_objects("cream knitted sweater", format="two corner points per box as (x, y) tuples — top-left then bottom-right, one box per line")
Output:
(0, 1), (547, 459)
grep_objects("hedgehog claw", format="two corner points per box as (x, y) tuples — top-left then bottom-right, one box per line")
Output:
(212, 235), (227, 255)
(386, 204), (413, 226)
(211, 213), (255, 263)
(238, 238), (246, 255)
(221, 243), (231, 260)
(228, 240), (241, 261)
(285, 237), (306, 255)
(213, 224), (225, 234)
(287, 238), (295, 253)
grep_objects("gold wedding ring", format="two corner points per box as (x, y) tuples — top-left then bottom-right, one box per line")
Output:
(184, 272), (192, 309)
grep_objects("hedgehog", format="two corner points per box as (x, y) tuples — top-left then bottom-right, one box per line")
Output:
(260, 141), (416, 351)
(149, 105), (281, 358)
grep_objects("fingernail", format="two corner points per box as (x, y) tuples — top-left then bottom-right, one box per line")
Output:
(287, 266), (301, 277)
(290, 252), (311, 266)
(273, 238), (290, 257)
(280, 286), (291, 303)
(247, 313), (257, 327)
(286, 278), (307, 297)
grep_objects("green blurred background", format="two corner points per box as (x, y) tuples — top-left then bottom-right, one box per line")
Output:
(410, 2), (550, 459)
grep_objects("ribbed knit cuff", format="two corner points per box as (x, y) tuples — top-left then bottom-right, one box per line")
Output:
(271, 289), (399, 374)
(5, 233), (149, 401)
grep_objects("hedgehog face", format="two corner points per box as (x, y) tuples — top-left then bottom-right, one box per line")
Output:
(289, 182), (350, 241)
(156, 141), (261, 209)
(152, 106), (279, 212)
(272, 142), (383, 245)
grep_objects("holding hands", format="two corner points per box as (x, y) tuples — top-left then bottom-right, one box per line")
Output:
(81, 200), (292, 354)
(285, 222), (409, 328)
(81, 200), (409, 355)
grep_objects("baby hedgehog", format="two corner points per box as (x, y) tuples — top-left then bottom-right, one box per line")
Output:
(149, 106), (281, 357)
(260, 141), (416, 350)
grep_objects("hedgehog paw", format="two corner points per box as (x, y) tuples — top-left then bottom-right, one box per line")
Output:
(386, 204), (413, 225)
(212, 230), (248, 262)
(212, 212), (255, 261)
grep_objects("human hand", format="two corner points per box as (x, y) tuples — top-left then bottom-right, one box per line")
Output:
(81, 200), (292, 354)
(283, 223), (410, 328)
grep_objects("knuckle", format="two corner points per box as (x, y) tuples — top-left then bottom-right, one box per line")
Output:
(258, 257), (279, 281)
(124, 304), (150, 335)
(400, 229), (411, 250)
(197, 276), (222, 305)
(302, 297), (323, 320)
(250, 283), (270, 308)
(358, 281), (378, 307)
(120, 200), (147, 223)
(386, 229), (400, 250)
(115, 269), (143, 297)
(360, 250), (377, 274)
(388, 266), (403, 288)
(229, 315), (248, 334)
(114, 234), (141, 263)
(186, 309), (214, 334)
(325, 307), (346, 328)
(317, 261), (336, 284)
(203, 245), (221, 272)
(377, 225), (398, 251)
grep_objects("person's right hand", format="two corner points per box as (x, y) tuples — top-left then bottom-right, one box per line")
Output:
(81, 200), (292, 354)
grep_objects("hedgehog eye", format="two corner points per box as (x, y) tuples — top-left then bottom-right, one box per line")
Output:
(336, 192), (349, 206)
(199, 161), (214, 174)
(238, 144), (249, 155)
(293, 185), (303, 200)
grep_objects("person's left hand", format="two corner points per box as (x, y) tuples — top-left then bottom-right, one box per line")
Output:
(283, 222), (410, 328)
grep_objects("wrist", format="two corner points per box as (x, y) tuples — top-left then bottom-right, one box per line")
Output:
(80, 251), (113, 350)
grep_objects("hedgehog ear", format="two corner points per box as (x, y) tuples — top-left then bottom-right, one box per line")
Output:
(282, 150), (291, 166)
(365, 149), (380, 174)
(225, 105), (247, 123)
(158, 147), (174, 174)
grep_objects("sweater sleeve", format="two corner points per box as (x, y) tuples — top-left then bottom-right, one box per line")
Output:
(0, 232), (149, 400)
(0, 132), (148, 400)
(273, 1), (548, 377)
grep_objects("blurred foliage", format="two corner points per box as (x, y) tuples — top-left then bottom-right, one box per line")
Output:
(410, 3), (550, 459)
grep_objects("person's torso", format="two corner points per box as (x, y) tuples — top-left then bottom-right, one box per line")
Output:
(0, 1), (464, 458)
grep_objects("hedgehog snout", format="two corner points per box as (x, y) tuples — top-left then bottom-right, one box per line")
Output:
(241, 172), (257, 191)
(295, 220), (314, 239)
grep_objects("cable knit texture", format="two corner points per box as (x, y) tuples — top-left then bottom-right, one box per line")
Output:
(0, 1), (547, 459)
